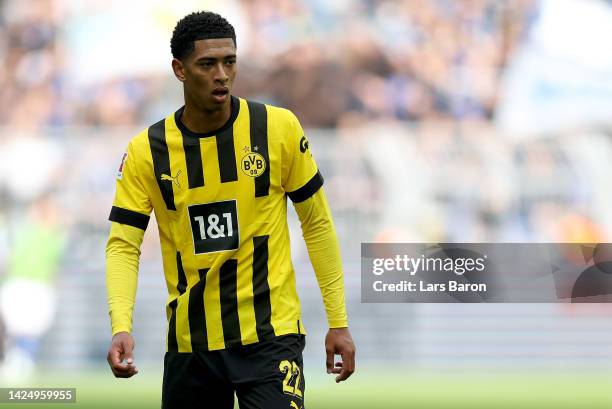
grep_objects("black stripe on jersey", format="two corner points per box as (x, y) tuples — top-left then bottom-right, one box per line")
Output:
(188, 268), (209, 350)
(148, 119), (176, 211)
(176, 252), (187, 294)
(167, 298), (178, 352)
(287, 170), (324, 203)
(219, 259), (241, 347)
(182, 137), (205, 188)
(247, 101), (270, 197)
(252, 236), (274, 340)
(216, 127), (238, 183)
(168, 252), (187, 352)
(108, 206), (150, 230)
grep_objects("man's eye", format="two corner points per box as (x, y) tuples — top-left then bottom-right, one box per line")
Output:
(226, 60), (236, 65)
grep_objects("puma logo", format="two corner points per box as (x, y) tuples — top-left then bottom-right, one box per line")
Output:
(161, 170), (182, 189)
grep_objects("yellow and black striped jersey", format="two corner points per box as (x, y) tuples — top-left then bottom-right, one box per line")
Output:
(108, 96), (326, 352)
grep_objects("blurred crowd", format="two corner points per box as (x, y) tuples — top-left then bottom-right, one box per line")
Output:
(0, 0), (536, 128)
(0, 0), (609, 254)
(238, 0), (536, 127)
(1, 0), (610, 255)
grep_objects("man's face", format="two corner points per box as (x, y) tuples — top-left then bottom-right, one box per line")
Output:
(173, 38), (237, 112)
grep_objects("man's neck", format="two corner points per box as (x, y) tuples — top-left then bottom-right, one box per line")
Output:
(181, 99), (231, 135)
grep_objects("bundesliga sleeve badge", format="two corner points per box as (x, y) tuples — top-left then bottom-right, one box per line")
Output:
(117, 152), (127, 180)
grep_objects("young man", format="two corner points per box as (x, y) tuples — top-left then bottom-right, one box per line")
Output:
(105, 11), (355, 409)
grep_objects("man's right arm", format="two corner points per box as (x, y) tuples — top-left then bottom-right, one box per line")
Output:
(105, 138), (152, 377)
(106, 221), (144, 378)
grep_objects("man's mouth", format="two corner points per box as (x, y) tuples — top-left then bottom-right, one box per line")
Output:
(212, 87), (229, 97)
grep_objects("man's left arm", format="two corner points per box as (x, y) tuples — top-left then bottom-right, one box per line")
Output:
(293, 187), (356, 383)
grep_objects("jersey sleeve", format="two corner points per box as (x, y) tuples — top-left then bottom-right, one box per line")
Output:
(281, 111), (324, 203)
(106, 222), (144, 335)
(108, 141), (152, 230)
(293, 188), (348, 328)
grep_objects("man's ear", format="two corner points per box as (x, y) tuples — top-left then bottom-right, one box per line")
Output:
(172, 58), (186, 82)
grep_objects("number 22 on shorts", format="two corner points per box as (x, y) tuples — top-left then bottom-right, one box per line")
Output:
(279, 360), (302, 398)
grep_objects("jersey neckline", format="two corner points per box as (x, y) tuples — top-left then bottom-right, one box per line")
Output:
(174, 95), (240, 139)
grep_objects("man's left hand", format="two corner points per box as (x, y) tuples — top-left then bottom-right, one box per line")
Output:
(325, 327), (356, 383)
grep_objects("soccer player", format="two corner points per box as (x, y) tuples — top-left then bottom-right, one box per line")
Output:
(105, 11), (355, 409)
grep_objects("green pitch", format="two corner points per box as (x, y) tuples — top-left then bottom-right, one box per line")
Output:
(3, 367), (611, 409)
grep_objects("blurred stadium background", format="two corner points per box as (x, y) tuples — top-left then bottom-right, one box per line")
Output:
(2, 0), (612, 408)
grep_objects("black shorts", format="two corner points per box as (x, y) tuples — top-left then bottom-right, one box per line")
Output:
(162, 334), (306, 409)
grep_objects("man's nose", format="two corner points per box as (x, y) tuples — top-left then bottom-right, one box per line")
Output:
(214, 63), (229, 83)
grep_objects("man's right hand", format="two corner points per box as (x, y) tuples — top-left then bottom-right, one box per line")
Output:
(107, 331), (138, 378)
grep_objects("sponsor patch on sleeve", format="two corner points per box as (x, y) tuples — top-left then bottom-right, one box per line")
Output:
(299, 135), (309, 153)
(117, 152), (127, 180)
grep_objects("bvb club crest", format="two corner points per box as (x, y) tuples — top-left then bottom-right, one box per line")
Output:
(240, 146), (266, 177)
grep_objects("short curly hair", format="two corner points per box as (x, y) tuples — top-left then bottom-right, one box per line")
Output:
(170, 11), (236, 60)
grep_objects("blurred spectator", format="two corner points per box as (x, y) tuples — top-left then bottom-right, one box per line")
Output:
(0, 194), (66, 379)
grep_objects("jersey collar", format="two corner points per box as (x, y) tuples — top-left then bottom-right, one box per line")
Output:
(175, 95), (240, 139)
